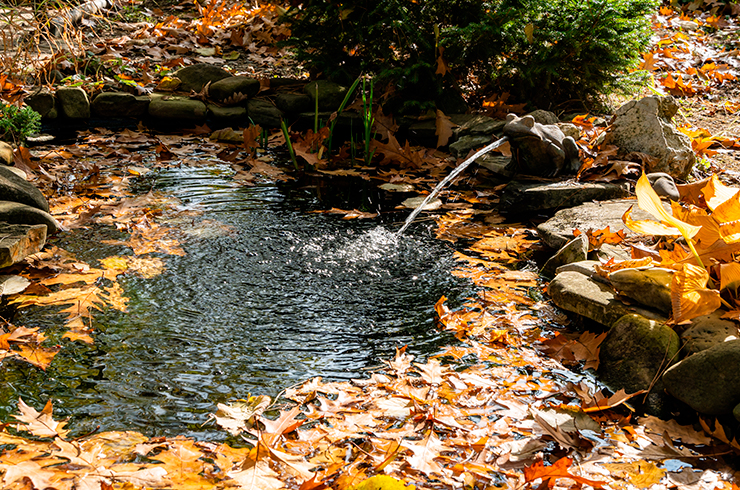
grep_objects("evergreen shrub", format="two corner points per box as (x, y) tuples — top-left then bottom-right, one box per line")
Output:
(282, 0), (658, 111)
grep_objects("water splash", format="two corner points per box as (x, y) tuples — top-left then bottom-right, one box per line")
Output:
(397, 136), (509, 235)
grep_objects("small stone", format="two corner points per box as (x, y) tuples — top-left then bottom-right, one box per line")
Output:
(663, 339), (740, 415)
(91, 92), (149, 117)
(275, 93), (313, 114)
(0, 223), (47, 268)
(541, 234), (588, 278)
(209, 76), (260, 104)
(557, 123), (580, 140)
(247, 99), (283, 128)
(527, 110), (558, 125)
(0, 165), (49, 212)
(608, 267), (673, 314)
(0, 201), (60, 234)
(476, 154), (514, 178)
(208, 104), (247, 123)
(599, 314), (679, 403)
(148, 96), (207, 121)
(0, 141), (12, 165)
(25, 88), (57, 119)
(56, 87), (90, 119)
(647, 172), (680, 201)
(304, 80), (348, 111)
(681, 311), (739, 356)
(555, 260), (601, 278)
(592, 243), (631, 262)
(175, 63), (232, 93)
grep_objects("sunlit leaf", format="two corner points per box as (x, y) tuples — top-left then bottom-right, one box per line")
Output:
(671, 263), (722, 323)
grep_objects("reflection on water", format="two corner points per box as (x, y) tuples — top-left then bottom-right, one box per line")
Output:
(2, 164), (471, 439)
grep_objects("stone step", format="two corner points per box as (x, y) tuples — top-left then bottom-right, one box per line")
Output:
(0, 222), (47, 268)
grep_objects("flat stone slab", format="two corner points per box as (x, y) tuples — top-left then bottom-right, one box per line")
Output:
(548, 270), (667, 328)
(0, 222), (47, 268)
(501, 181), (630, 216)
(537, 199), (671, 249)
(0, 201), (60, 234)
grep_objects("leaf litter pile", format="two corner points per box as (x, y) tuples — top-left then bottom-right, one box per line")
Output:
(4, 3), (740, 490)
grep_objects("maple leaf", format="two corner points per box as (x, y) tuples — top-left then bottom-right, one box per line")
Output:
(401, 431), (447, 477)
(228, 460), (284, 490)
(523, 457), (605, 488)
(13, 399), (69, 438)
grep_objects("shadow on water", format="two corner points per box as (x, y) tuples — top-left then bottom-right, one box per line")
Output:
(2, 164), (474, 439)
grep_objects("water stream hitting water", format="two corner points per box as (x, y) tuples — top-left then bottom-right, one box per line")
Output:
(1, 164), (473, 440)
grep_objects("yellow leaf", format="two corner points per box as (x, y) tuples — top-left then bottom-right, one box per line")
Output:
(671, 263), (721, 323)
(671, 202), (720, 248)
(702, 174), (739, 211)
(15, 345), (60, 370)
(622, 205), (681, 236)
(720, 263), (740, 291)
(353, 475), (416, 490)
(603, 461), (666, 488)
(633, 173), (701, 240)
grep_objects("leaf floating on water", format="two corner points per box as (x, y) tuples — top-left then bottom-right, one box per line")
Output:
(211, 395), (271, 436)
(401, 196), (442, 211)
(13, 399), (69, 438)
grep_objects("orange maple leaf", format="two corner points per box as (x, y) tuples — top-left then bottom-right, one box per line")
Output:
(524, 457), (605, 488)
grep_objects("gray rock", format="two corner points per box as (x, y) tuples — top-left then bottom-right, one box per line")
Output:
(275, 93), (312, 114)
(0, 142), (12, 166)
(527, 109), (559, 125)
(476, 154), (515, 178)
(175, 63), (232, 93)
(537, 199), (672, 249)
(541, 233), (588, 278)
(599, 314), (679, 405)
(449, 135), (492, 158)
(304, 80), (348, 111)
(556, 123), (580, 140)
(25, 87), (57, 119)
(247, 99), (283, 128)
(604, 96), (695, 180)
(663, 339), (740, 415)
(647, 172), (680, 201)
(681, 311), (739, 356)
(555, 260), (601, 278)
(0, 165), (49, 212)
(592, 243), (632, 262)
(548, 270), (667, 328)
(0, 201), (60, 234)
(56, 87), (90, 119)
(608, 267), (673, 314)
(501, 181), (630, 217)
(503, 114), (580, 177)
(0, 223), (47, 268)
(148, 96), (207, 121)
(209, 76), (260, 104)
(457, 115), (506, 137)
(91, 92), (149, 117)
(207, 104), (247, 123)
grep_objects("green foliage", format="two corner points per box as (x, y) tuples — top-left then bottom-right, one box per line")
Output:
(0, 104), (41, 144)
(282, 0), (658, 110)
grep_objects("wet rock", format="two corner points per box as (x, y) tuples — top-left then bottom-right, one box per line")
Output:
(175, 63), (232, 93)
(449, 135), (492, 158)
(25, 87), (57, 119)
(548, 270), (667, 328)
(663, 339), (740, 415)
(91, 92), (149, 117)
(537, 199), (672, 249)
(275, 93), (312, 114)
(148, 96), (207, 121)
(599, 314), (679, 413)
(681, 311), (739, 356)
(208, 104), (247, 123)
(555, 260), (601, 279)
(608, 267), (673, 314)
(56, 86), (90, 119)
(501, 181), (630, 217)
(0, 202), (59, 234)
(247, 99), (283, 128)
(0, 223), (47, 268)
(476, 154), (515, 179)
(541, 234), (588, 278)
(304, 80), (348, 111)
(647, 172), (680, 201)
(0, 166), (49, 212)
(604, 95), (695, 179)
(527, 109), (559, 125)
(209, 76), (260, 104)
(0, 142), (13, 165)
(503, 114), (580, 177)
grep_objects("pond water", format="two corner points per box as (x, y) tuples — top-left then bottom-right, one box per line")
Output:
(2, 164), (472, 439)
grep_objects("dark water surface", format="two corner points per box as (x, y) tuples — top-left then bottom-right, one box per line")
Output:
(2, 164), (472, 439)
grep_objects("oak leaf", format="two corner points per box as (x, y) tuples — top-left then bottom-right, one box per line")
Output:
(523, 457), (605, 488)
(13, 399), (69, 438)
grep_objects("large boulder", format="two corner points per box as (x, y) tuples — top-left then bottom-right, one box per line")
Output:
(0, 223), (47, 268)
(608, 267), (673, 314)
(91, 92), (149, 117)
(148, 96), (207, 121)
(247, 99), (283, 128)
(275, 93), (313, 114)
(681, 311), (739, 356)
(175, 64), (232, 93)
(25, 87), (57, 119)
(208, 76), (260, 104)
(0, 166), (50, 212)
(603, 96), (695, 180)
(0, 201), (60, 234)
(502, 182), (630, 217)
(304, 80), (348, 111)
(56, 87), (90, 119)
(663, 340), (740, 415)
